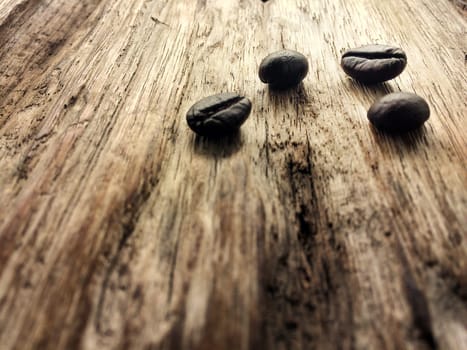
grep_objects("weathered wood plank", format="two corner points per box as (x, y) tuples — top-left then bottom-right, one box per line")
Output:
(0, 0), (465, 349)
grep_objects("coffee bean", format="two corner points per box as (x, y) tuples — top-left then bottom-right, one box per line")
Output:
(341, 45), (407, 84)
(186, 93), (252, 137)
(259, 50), (309, 89)
(367, 92), (430, 133)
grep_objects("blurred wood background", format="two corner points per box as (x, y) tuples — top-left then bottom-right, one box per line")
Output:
(0, 0), (466, 349)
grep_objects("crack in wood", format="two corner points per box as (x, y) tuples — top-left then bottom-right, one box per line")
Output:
(95, 172), (161, 334)
(398, 242), (438, 350)
(403, 271), (438, 350)
(150, 16), (169, 27)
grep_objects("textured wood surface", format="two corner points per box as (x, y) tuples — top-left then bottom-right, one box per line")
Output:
(0, 0), (466, 349)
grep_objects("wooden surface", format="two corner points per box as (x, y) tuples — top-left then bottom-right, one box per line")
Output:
(0, 0), (466, 349)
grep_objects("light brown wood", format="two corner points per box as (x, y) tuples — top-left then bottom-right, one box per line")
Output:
(0, 0), (466, 349)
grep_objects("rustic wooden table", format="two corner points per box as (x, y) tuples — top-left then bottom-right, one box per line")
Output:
(0, 0), (466, 349)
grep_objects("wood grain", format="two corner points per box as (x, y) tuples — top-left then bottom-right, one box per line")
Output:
(0, 0), (465, 349)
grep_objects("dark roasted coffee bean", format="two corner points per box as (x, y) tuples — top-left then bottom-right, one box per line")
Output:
(186, 93), (252, 137)
(367, 92), (430, 133)
(341, 45), (407, 84)
(259, 50), (309, 89)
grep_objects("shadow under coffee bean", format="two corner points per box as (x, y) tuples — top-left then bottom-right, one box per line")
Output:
(368, 92), (430, 133)
(259, 50), (309, 90)
(193, 130), (243, 158)
(341, 44), (407, 84)
(186, 93), (252, 137)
